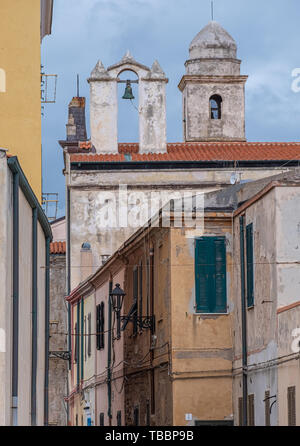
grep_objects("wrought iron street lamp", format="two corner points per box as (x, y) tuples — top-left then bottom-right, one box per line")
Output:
(109, 283), (126, 313)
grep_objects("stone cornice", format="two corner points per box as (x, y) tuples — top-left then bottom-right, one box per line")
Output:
(178, 74), (248, 91)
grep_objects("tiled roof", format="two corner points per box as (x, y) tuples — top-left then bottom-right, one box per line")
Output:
(71, 142), (300, 163)
(50, 241), (66, 255)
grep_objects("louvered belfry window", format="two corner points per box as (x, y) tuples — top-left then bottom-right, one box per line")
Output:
(288, 386), (296, 426)
(195, 237), (227, 313)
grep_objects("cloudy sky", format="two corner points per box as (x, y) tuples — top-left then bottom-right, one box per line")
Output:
(41, 0), (300, 218)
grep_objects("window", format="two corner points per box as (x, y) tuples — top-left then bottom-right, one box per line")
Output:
(246, 223), (254, 307)
(74, 322), (78, 363)
(210, 94), (222, 120)
(248, 394), (255, 426)
(133, 406), (139, 426)
(139, 261), (143, 332)
(288, 386), (296, 426)
(265, 391), (270, 426)
(88, 313), (91, 357)
(117, 411), (122, 426)
(84, 316), (87, 362)
(195, 237), (227, 313)
(146, 401), (150, 426)
(238, 397), (243, 426)
(96, 303), (105, 350)
(133, 268), (138, 336)
(99, 413), (105, 426)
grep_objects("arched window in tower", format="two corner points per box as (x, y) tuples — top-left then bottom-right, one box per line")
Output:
(210, 95), (222, 120)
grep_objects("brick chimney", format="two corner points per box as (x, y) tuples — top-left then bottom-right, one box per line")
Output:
(66, 97), (87, 142)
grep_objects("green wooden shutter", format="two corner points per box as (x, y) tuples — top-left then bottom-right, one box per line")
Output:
(214, 238), (227, 313)
(246, 223), (254, 307)
(195, 237), (227, 313)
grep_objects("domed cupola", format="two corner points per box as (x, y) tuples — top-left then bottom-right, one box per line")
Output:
(189, 21), (237, 60)
(178, 21), (248, 143)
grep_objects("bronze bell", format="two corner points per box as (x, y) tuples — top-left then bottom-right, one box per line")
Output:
(122, 80), (135, 100)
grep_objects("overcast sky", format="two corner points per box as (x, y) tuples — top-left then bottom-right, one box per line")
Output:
(41, 0), (300, 218)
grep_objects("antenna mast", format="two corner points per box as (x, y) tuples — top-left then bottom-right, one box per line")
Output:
(211, 1), (214, 21)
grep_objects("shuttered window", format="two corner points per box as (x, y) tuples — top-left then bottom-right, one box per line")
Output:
(134, 406), (139, 426)
(238, 397), (243, 426)
(99, 413), (105, 426)
(88, 313), (91, 357)
(96, 303), (105, 350)
(248, 394), (255, 426)
(139, 262), (143, 331)
(74, 322), (78, 363)
(288, 386), (296, 426)
(117, 411), (122, 426)
(246, 223), (254, 307)
(265, 391), (270, 426)
(195, 237), (227, 313)
(133, 268), (138, 336)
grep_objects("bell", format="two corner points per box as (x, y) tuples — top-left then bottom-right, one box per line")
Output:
(122, 80), (135, 100)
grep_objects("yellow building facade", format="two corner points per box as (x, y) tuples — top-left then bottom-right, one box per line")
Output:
(0, 0), (53, 201)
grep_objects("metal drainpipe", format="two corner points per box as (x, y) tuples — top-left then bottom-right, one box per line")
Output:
(44, 237), (50, 426)
(31, 208), (38, 426)
(12, 171), (19, 426)
(107, 281), (113, 426)
(240, 215), (248, 426)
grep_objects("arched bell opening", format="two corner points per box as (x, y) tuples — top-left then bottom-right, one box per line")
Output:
(118, 70), (139, 143)
(210, 94), (222, 120)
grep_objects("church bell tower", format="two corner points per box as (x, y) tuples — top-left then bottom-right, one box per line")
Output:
(178, 21), (248, 142)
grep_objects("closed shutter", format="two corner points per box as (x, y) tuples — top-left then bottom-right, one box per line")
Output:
(195, 237), (227, 313)
(139, 262), (143, 323)
(100, 302), (105, 349)
(265, 391), (270, 426)
(99, 413), (105, 426)
(117, 411), (122, 426)
(88, 313), (91, 357)
(248, 394), (255, 426)
(74, 322), (78, 363)
(288, 386), (296, 426)
(133, 268), (138, 335)
(238, 397), (243, 426)
(246, 223), (254, 307)
(96, 305), (100, 350)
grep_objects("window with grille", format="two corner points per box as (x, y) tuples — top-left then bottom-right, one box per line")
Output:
(288, 386), (296, 426)
(248, 394), (255, 426)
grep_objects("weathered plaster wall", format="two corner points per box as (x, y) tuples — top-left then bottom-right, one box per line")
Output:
(183, 81), (246, 142)
(170, 221), (234, 426)
(94, 268), (125, 426)
(123, 229), (172, 426)
(233, 189), (278, 426)
(49, 254), (68, 426)
(68, 166), (282, 291)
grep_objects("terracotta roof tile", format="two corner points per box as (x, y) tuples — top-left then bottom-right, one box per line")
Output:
(50, 241), (66, 255)
(70, 142), (300, 163)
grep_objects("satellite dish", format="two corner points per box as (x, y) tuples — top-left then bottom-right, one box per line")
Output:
(230, 172), (238, 185)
